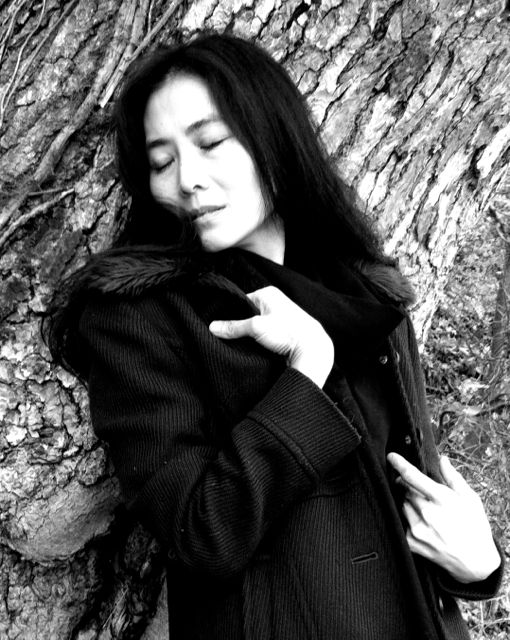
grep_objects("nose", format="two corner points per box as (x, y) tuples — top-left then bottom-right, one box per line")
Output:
(178, 148), (208, 196)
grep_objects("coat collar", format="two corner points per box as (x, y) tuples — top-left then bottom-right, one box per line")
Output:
(80, 245), (405, 359)
(77, 245), (207, 296)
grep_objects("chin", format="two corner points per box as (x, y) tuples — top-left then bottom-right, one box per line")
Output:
(198, 237), (232, 253)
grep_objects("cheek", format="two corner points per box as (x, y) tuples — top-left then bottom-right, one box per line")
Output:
(227, 156), (265, 207)
(149, 175), (177, 205)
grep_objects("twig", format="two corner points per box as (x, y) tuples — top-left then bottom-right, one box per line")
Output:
(0, 0), (79, 127)
(368, 0), (379, 32)
(27, 187), (74, 196)
(147, 0), (156, 31)
(98, 0), (152, 108)
(130, 0), (182, 58)
(98, 1), (181, 108)
(0, 187), (74, 249)
(0, 0), (48, 130)
(0, 0), (27, 69)
(0, 0), (139, 248)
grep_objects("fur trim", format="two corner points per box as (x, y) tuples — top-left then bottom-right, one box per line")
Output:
(76, 246), (206, 297)
(355, 260), (416, 307)
(77, 247), (415, 306)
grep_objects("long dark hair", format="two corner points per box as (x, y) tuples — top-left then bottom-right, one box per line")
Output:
(44, 32), (402, 377)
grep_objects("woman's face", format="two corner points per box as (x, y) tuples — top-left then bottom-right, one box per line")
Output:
(144, 73), (283, 259)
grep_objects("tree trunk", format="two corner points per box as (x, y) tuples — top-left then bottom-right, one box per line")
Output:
(486, 239), (510, 385)
(486, 169), (510, 389)
(0, 0), (508, 637)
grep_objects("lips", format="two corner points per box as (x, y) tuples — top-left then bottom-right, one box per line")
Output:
(190, 205), (225, 221)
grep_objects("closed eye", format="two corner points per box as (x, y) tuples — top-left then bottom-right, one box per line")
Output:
(150, 158), (175, 173)
(200, 137), (229, 151)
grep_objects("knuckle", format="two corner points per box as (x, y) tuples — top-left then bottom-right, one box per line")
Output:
(420, 504), (435, 524)
(224, 320), (237, 337)
(250, 315), (264, 333)
(433, 485), (447, 500)
(265, 286), (286, 303)
(406, 533), (418, 551)
(401, 469), (413, 484)
(412, 523), (430, 544)
(265, 285), (280, 295)
(257, 285), (276, 298)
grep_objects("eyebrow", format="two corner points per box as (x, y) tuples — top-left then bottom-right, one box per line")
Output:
(145, 116), (225, 151)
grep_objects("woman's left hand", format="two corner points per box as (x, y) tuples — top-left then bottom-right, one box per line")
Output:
(387, 452), (501, 584)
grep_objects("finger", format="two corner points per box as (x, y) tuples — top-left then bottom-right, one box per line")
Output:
(387, 452), (442, 501)
(406, 530), (435, 560)
(402, 498), (423, 528)
(439, 456), (472, 495)
(247, 286), (283, 311)
(395, 476), (431, 503)
(247, 286), (281, 299)
(209, 318), (256, 339)
(246, 289), (265, 311)
(402, 501), (437, 550)
(403, 487), (431, 513)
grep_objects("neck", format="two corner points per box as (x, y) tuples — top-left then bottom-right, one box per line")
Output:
(248, 216), (286, 265)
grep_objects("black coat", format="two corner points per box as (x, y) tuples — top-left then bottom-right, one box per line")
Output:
(74, 247), (502, 639)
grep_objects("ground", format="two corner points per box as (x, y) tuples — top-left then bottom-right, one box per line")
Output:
(423, 215), (510, 638)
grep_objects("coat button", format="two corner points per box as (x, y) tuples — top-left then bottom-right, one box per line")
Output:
(404, 435), (412, 445)
(379, 354), (388, 365)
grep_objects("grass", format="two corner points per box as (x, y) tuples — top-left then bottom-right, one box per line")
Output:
(422, 215), (510, 639)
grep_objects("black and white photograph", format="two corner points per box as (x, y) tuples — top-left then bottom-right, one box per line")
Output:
(0, 1), (509, 638)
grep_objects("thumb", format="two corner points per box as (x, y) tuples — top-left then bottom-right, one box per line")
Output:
(209, 318), (253, 339)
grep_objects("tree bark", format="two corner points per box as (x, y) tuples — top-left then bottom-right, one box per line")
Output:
(0, 0), (508, 637)
(486, 171), (510, 389)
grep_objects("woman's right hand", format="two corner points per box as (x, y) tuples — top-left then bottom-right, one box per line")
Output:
(209, 286), (334, 388)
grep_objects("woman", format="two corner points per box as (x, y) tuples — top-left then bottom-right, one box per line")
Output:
(45, 33), (502, 639)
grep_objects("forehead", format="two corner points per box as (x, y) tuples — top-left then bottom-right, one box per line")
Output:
(144, 73), (220, 139)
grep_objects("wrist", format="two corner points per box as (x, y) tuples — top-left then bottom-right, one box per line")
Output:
(477, 541), (502, 581)
(288, 334), (334, 388)
(449, 541), (501, 584)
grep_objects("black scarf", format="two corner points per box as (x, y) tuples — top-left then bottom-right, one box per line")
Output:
(210, 247), (405, 367)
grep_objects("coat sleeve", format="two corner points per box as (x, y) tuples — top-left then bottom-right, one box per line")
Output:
(435, 551), (504, 601)
(79, 294), (361, 578)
